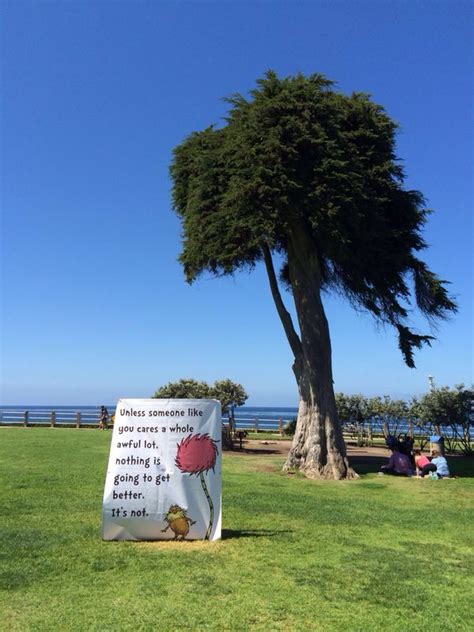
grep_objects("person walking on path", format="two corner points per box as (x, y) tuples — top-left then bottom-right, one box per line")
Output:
(99, 405), (109, 430)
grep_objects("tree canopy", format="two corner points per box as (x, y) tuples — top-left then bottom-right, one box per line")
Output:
(171, 71), (456, 367)
(152, 378), (211, 400)
(152, 378), (248, 416)
(211, 379), (248, 416)
(416, 384), (473, 428)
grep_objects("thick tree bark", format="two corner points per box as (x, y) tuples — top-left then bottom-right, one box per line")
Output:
(262, 229), (358, 480)
(284, 354), (357, 479)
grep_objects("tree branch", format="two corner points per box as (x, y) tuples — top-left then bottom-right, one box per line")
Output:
(262, 242), (302, 359)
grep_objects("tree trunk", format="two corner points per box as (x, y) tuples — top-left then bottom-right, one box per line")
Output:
(282, 224), (358, 479)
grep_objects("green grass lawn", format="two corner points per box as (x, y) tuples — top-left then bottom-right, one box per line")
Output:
(1, 429), (473, 631)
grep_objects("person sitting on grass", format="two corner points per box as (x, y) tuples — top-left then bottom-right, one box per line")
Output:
(413, 448), (437, 477)
(430, 449), (450, 478)
(379, 449), (413, 476)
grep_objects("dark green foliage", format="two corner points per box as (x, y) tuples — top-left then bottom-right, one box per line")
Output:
(416, 385), (473, 455)
(335, 393), (369, 425)
(152, 378), (248, 416)
(171, 71), (456, 367)
(212, 379), (248, 415)
(152, 378), (211, 400)
(417, 385), (473, 427)
(282, 418), (297, 436)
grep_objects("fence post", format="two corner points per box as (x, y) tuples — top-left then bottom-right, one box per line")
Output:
(254, 418), (259, 433)
(278, 417), (283, 434)
(24, 411), (29, 427)
(76, 412), (81, 428)
(50, 411), (56, 427)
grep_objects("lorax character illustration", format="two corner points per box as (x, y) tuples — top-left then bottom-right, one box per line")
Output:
(161, 505), (196, 540)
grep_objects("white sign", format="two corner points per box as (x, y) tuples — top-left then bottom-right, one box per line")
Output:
(102, 398), (222, 541)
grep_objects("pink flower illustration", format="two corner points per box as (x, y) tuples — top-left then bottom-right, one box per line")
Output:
(175, 434), (218, 540)
(175, 434), (218, 475)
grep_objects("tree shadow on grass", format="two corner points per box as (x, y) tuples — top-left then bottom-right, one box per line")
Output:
(349, 455), (387, 475)
(447, 455), (474, 478)
(229, 448), (281, 455)
(222, 528), (292, 539)
(349, 453), (474, 477)
(244, 448), (281, 455)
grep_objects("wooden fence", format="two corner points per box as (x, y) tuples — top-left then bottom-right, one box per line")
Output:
(0, 409), (287, 431)
(0, 409), (101, 428)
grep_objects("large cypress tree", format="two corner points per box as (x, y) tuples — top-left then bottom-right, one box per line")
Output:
(169, 72), (456, 480)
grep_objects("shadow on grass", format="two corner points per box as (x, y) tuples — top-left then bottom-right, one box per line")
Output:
(349, 454), (474, 477)
(230, 448), (281, 455)
(349, 455), (386, 475)
(222, 528), (292, 539)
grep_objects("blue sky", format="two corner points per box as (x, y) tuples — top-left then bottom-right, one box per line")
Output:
(1, 1), (472, 406)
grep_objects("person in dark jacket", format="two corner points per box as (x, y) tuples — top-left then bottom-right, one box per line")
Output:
(99, 405), (109, 430)
(379, 450), (413, 476)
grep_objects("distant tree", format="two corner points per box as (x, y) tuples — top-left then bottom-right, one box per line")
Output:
(170, 71), (456, 479)
(152, 378), (247, 416)
(152, 378), (211, 400)
(152, 378), (248, 449)
(335, 393), (373, 446)
(334, 392), (350, 426)
(367, 395), (410, 437)
(417, 385), (473, 455)
(335, 393), (368, 426)
(212, 379), (248, 428)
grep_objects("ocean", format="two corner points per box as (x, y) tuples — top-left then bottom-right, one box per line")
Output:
(1, 404), (467, 438)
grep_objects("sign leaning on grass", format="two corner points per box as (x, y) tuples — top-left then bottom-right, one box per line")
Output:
(102, 399), (221, 541)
